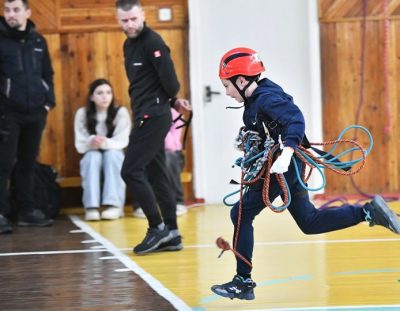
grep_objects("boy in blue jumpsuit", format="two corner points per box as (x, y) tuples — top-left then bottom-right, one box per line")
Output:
(211, 47), (400, 300)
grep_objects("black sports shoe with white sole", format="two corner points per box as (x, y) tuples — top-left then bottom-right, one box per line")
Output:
(133, 227), (172, 255)
(364, 195), (400, 234)
(211, 275), (256, 300)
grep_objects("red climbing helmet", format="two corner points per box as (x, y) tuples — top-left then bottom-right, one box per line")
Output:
(219, 47), (265, 79)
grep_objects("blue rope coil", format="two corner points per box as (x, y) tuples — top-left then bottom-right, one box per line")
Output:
(223, 125), (374, 209)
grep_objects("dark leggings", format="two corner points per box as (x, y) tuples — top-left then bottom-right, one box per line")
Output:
(121, 114), (177, 229)
(231, 157), (365, 276)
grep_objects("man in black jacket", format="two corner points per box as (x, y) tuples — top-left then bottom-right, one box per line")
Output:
(116, 0), (191, 254)
(0, 0), (55, 234)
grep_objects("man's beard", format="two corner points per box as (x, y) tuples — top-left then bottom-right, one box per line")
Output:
(125, 24), (143, 39)
(6, 20), (23, 30)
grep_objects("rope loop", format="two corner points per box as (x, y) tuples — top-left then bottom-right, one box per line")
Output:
(217, 125), (373, 268)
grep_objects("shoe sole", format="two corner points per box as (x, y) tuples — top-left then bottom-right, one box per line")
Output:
(155, 243), (183, 252)
(0, 228), (13, 234)
(133, 233), (173, 255)
(373, 195), (400, 233)
(210, 286), (255, 300)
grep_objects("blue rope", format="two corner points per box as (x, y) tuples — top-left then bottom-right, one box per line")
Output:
(223, 125), (374, 209)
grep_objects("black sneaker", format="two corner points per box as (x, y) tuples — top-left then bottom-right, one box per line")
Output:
(133, 227), (172, 255)
(365, 195), (400, 233)
(0, 215), (12, 234)
(211, 275), (256, 300)
(17, 209), (54, 227)
(155, 235), (183, 252)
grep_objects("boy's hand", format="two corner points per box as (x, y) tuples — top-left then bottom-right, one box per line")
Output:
(270, 147), (294, 174)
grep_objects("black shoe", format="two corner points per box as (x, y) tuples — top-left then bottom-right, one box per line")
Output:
(155, 235), (183, 252)
(211, 275), (256, 300)
(133, 227), (172, 255)
(0, 215), (12, 234)
(365, 195), (400, 234)
(17, 209), (54, 227)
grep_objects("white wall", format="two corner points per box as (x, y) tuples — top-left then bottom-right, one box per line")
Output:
(189, 0), (323, 203)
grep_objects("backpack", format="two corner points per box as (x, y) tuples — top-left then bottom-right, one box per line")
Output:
(9, 162), (60, 220)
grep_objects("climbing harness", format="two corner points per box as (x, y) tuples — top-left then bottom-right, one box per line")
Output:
(217, 124), (373, 267)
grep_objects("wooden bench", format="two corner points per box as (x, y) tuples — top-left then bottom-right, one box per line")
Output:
(58, 172), (192, 188)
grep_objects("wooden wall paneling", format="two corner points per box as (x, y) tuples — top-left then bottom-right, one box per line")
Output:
(385, 20), (400, 192)
(58, 3), (186, 32)
(105, 32), (131, 111)
(38, 34), (65, 173)
(361, 21), (387, 193)
(319, 0), (400, 195)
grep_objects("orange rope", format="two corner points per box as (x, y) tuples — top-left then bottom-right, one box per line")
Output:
(216, 137), (368, 268)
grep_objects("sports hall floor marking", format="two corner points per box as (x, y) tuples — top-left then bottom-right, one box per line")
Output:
(2, 217), (400, 311)
(239, 306), (400, 311)
(2, 237), (399, 256)
(68, 215), (192, 311)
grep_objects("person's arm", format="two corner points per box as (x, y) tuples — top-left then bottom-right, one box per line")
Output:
(74, 108), (94, 154)
(258, 92), (305, 174)
(100, 107), (132, 150)
(259, 93), (305, 149)
(41, 36), (55, 110)
(145, 36), (180, 98)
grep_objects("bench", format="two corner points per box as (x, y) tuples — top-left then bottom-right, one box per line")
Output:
(58, 172), (192, 188)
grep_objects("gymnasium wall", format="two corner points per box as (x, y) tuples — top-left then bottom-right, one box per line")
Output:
(319, 0), (400, 195)
(1, 0), (194, 201)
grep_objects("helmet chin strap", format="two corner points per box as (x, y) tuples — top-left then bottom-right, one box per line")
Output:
(225, 76), (258, 109)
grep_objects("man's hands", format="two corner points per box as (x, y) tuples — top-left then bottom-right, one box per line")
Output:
(173, 98), (191, 114)
(270, 147), (294, 174)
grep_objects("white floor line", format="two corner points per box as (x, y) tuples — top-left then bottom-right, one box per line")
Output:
(69, 229), (84, 233)
(68, 215), (192, 311)
(241, 305), (400, 311)
(2, 237), (399, 257)
(0, 249), (105, 257)
(118, 237), (400, 251)
(100, 256), (117, 260)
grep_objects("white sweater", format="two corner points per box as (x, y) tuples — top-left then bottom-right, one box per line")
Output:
(74, 106), (131, 154)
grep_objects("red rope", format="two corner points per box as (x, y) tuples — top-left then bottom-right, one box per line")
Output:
(382, 0), (392, 135)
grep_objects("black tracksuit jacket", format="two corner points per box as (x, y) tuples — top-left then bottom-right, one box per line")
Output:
(123, 24), (180, 122)
(0, 17), (55, 113)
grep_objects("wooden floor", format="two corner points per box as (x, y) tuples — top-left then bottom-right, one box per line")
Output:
(1, 201), (400, 310)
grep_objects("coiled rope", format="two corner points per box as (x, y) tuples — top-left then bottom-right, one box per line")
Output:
(217, 125), (373, 267)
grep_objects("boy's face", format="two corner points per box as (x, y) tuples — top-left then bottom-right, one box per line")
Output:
(221, 78), (244, 103)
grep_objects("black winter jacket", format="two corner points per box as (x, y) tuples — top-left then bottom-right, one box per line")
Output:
(123, 24), (180, 122)
(0, 17), (55, 113)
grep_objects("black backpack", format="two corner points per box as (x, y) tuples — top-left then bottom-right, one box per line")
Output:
(9, 162), (60, 220)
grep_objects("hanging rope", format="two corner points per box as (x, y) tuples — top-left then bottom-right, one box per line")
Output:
(382, 0), (392, 135)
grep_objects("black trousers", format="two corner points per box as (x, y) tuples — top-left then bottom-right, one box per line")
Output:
(121, 113), (177, 229)
(0, 109), (47, 215)
(165, 150), (184, 204)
